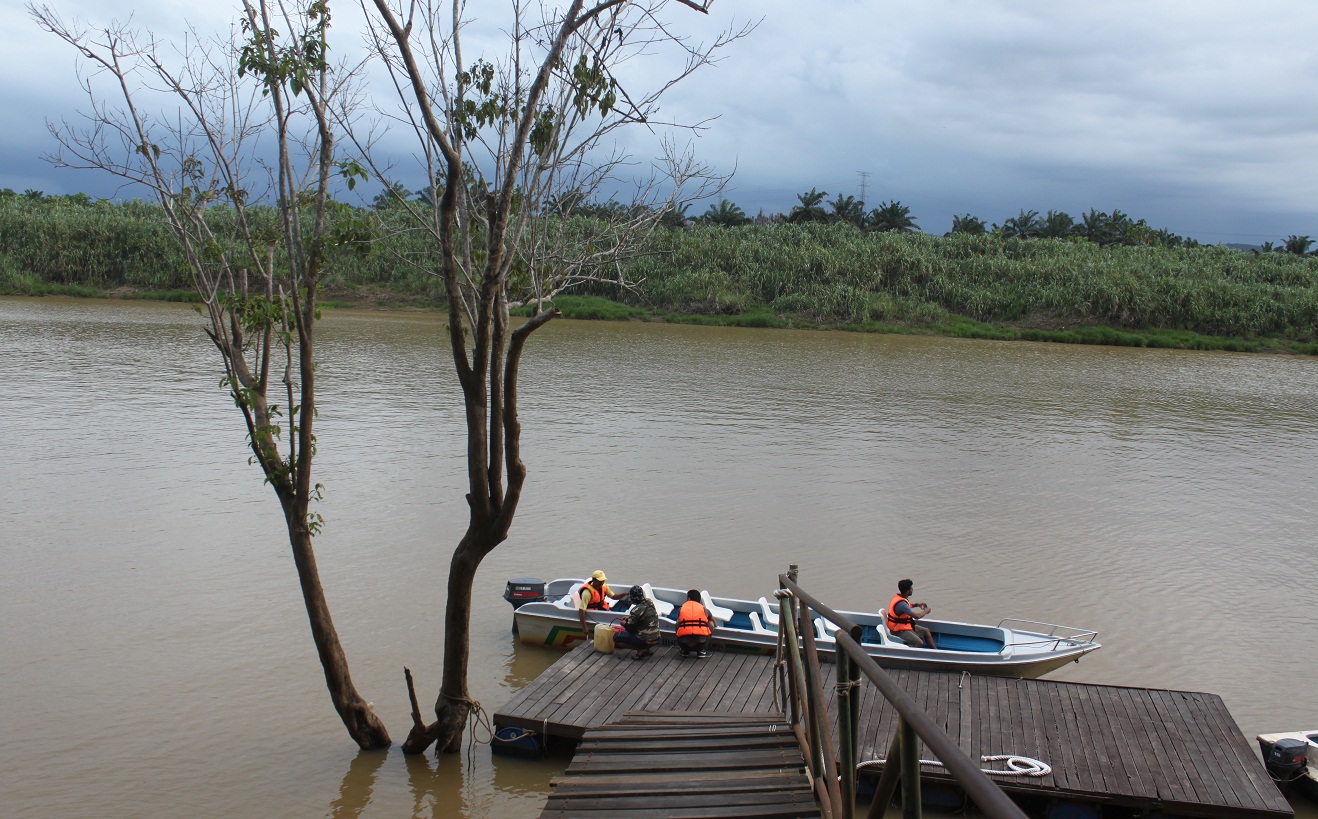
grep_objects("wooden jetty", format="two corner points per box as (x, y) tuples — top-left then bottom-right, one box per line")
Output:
(493, 644), (1292, 819)
(543, 712), (819, 818)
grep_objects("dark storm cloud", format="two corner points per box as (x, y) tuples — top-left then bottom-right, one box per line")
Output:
(6, 0), (1318, 242)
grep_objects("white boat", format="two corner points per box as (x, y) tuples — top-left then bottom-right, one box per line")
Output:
(1257, 730), (1318, 802)
(508, 578), (1100, 678)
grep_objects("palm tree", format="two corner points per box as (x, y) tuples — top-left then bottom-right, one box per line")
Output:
(1076, 209), (1126, 246)
(1039, 210), (1074, 239)
(866, 200), (918, 233)
(999, 209), (1042, 239)
(1283, 235), (1313, 255)
(787, 188), (829, 223)
(371, 180), (413, 210)
(659, 202), (691, 228)
(828, 194), (864, 227)
(946, 213), (987, 236)
(698, 199), (749, 227)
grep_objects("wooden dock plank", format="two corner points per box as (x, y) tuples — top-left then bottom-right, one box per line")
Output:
(542, 711), (818, 819)
(497, 644), (1292, 819)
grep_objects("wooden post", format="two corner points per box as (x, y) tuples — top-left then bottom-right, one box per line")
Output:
(799, 600), (845, 816)
(837, 650), (855, 819)
(900, 716), (922, 819)
(867, 730), (903, 819)
(848, 646), (861, 797)
(781, 596), (834, 819)
(779, 594), (814, 778)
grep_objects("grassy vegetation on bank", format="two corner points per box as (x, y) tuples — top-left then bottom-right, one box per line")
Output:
(4, 196), (1317, 354)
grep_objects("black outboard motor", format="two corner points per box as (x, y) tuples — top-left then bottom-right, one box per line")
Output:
(1265, 738), (1308, 784)
(503, 578), (546, 610)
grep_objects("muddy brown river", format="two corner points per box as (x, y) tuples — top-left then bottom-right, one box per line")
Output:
(2, 297), (1315, 817)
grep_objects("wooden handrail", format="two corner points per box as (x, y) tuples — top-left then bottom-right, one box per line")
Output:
(780, 575), (863, 642)
(777, 572), (1029, 819)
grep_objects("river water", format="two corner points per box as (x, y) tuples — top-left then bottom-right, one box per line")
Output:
(2, 296), (1316, 818)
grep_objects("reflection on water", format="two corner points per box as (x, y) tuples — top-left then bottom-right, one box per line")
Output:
(332, 750), (386, 819)
(1, 297), (1316, 818)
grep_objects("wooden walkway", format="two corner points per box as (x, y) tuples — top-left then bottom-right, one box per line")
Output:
(494, 644), (1292, 819)
(542, 711), (819, 818)
(845, 666), (1292, 819)
(494, 643), (780, 741)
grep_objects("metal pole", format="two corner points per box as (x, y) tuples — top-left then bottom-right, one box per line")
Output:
(900, 717), (922, 819)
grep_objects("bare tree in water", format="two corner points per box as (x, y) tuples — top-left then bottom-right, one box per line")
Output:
(32, 0), (392, 748)
(362, 0), (751, 753)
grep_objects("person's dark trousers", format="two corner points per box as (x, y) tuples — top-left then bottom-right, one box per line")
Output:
(677, 634), (709, 657)
(615, 631), (656, 655)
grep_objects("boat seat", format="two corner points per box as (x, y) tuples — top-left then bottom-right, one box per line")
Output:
(640, 583), (674, 618)
(700, 591), (734, 627)
(861, 624), (885, 645)
(724, 609), (756, 631)
(757, 597), (780, 627)
(747, 611), (764, 632)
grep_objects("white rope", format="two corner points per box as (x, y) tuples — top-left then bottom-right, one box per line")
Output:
(857, 754), (1052, 778)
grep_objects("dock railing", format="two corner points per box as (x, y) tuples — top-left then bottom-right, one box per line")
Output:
(777, 566), (1028, 819)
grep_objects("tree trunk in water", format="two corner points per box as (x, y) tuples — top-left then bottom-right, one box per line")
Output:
(287, 517), (392, 750)
(402, 526), (497, 754)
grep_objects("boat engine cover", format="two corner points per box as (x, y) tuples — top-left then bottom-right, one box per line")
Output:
(503, 578), (546, 609)
(1267, 738), (1309, 774)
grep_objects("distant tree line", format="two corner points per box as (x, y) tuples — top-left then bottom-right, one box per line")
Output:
(13, 184), (1316, 257)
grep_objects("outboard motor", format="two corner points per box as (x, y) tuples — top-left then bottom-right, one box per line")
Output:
(1265, 738), (1308, 784)
(503, 578), (546, 610)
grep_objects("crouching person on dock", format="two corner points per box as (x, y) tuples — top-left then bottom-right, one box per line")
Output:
(614, 585), (661, 660)
(676, 589), (715, 658)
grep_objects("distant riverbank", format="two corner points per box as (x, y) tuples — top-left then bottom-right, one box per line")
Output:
(4, 197), (1317, 355)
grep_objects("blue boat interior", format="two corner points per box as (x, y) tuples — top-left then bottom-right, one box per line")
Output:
(932, 633), (1003, 653)
(725, 610), (755, 630)
(860, 625), (1003, 652)
(656, 597), (1005, 653)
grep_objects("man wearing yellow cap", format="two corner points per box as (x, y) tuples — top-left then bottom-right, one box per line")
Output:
(577, 570), (627, 636)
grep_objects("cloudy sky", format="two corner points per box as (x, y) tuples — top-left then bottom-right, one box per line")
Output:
(4, 0), (1317, 244)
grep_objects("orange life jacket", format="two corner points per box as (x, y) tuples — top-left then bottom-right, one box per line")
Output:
(886, 594), (913, 632)
(676, 600), (712, 637)
(579, 582), (611, 611)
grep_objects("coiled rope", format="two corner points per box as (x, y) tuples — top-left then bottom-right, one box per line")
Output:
(857, 754), (1052, 777)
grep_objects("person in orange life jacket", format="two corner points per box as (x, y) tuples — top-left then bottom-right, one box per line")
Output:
(887, 578), (937, 649)
(675, 589), (715, 658)
(577, 570), (628, 636)
(614, 585), (661, 660)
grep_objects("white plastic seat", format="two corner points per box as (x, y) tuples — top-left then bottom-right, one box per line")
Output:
(641, 583), (674, 618)
(700, 591), (734, 627)
(757, 596), (780, 627)
(747, 611), (765, 633)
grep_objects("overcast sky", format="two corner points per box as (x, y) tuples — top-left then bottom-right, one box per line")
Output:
(4, 0), (1317, 244)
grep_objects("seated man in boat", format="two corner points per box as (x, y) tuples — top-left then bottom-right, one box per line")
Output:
(675, 589), (715, 659)
(576, 570), (627, 637)
(887, 579), (937, 649)
(613, 586), (661, 660)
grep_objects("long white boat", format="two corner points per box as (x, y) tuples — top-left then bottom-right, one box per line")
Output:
(508, 578), (1101, 678)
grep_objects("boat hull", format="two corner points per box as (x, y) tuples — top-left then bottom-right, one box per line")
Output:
(512, 579), (1100, 678)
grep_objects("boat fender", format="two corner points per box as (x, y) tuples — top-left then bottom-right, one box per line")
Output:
(491, 726), (542, 759)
